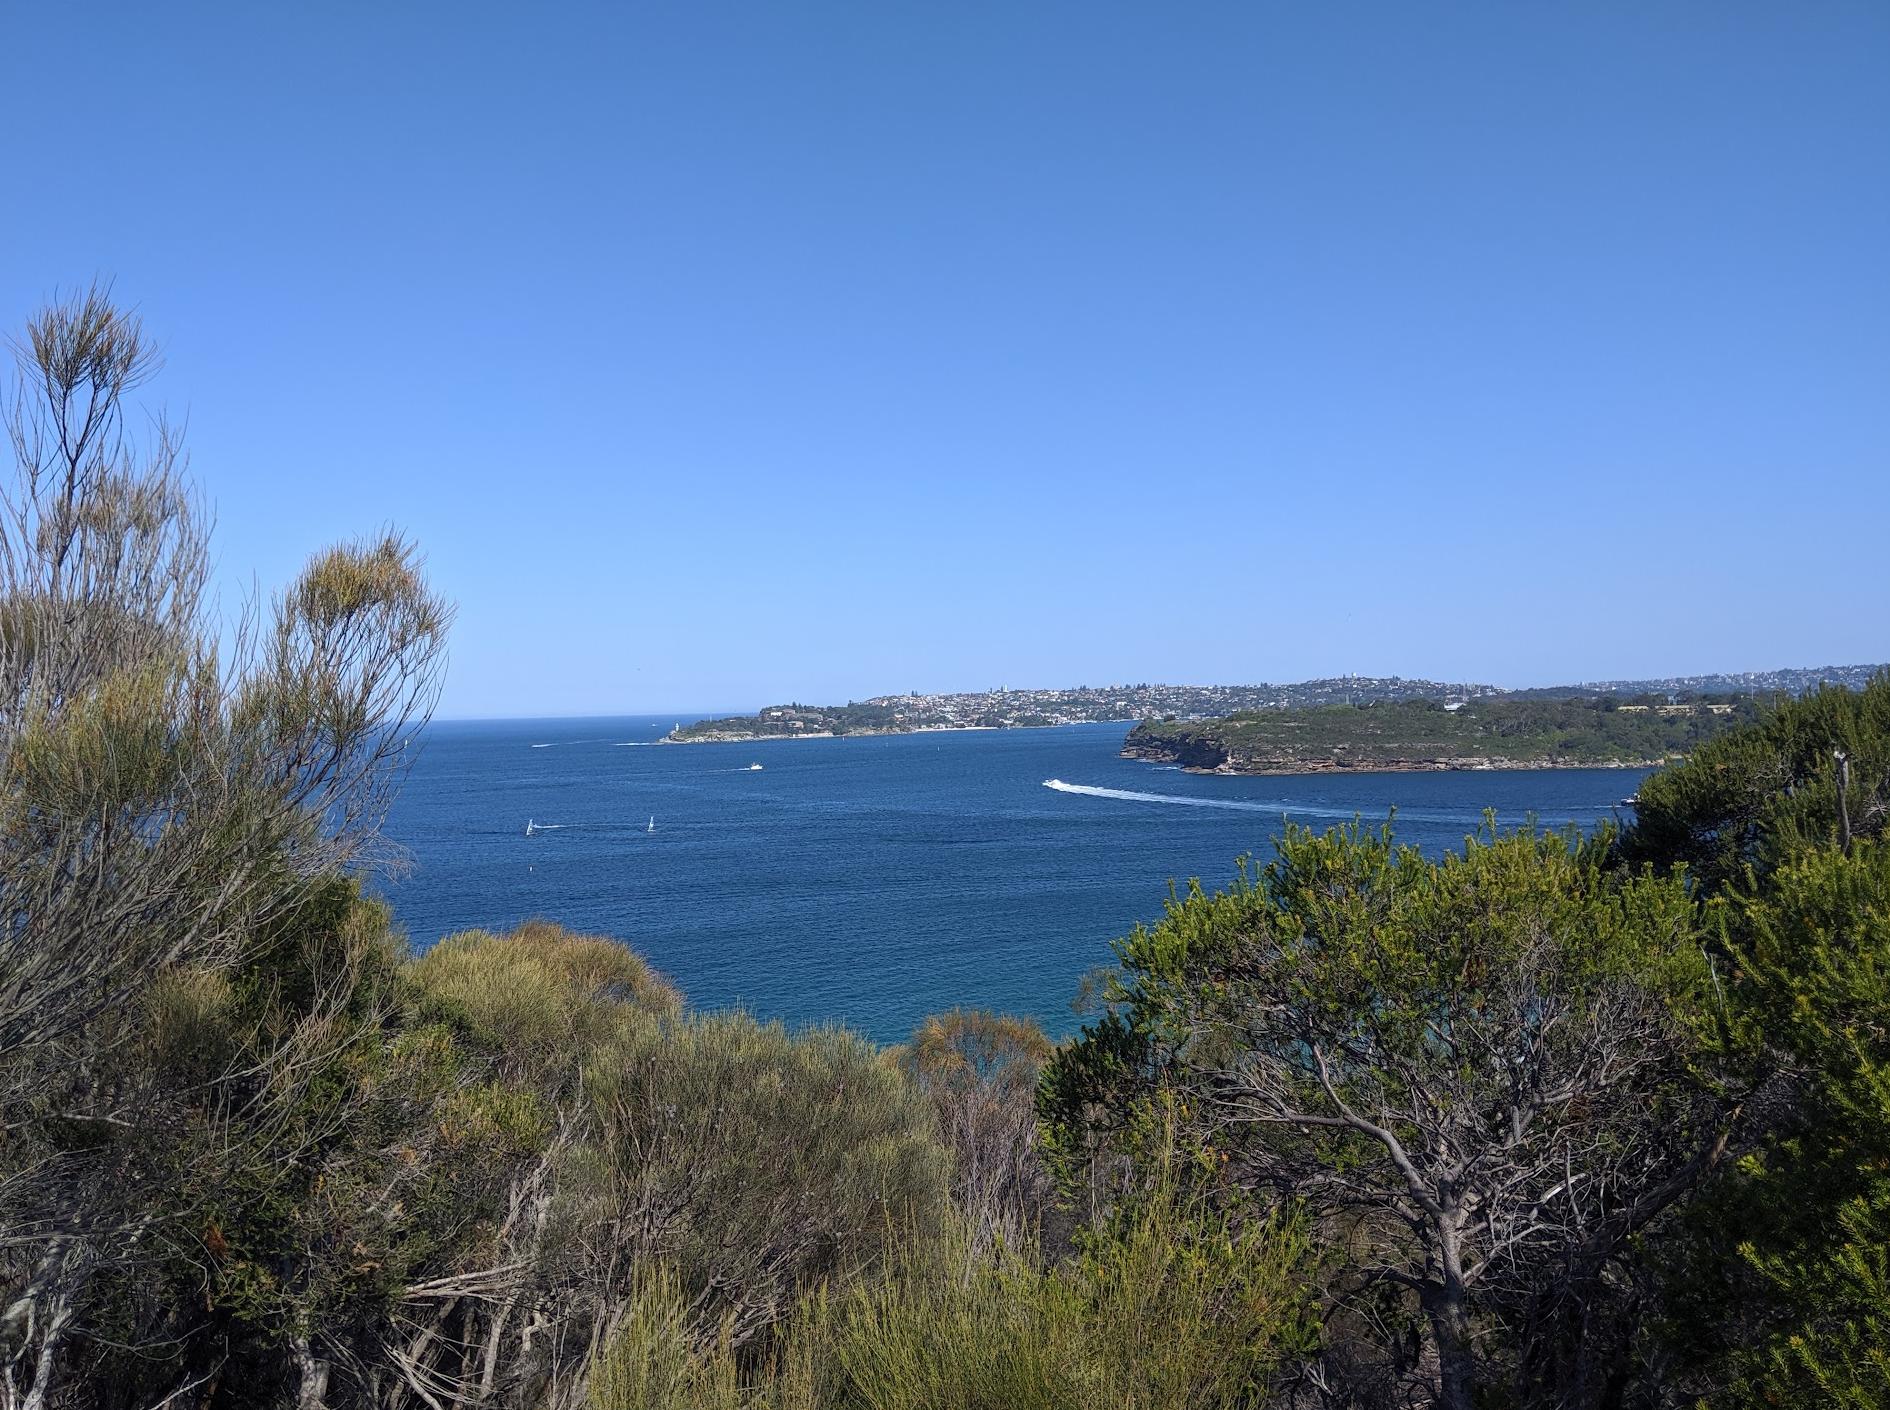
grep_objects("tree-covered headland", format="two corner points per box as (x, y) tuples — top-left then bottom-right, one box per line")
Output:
(4, 292), (1888, 1408)
(1122, 695), (1760, 774)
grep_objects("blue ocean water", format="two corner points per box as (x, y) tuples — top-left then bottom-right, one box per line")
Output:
(378, 717), (1646, 1043)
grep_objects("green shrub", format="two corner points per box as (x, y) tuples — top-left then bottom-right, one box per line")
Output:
(590, 1267), (746, 1410)
(411, 919), (680, 1083)
(580, 1013), (950, 1346)
(1620, 673), (1890, 896)
(1709, 841), (1890, 1406)
(818, 1196), (1314, 1410)
(1621, 680), (1890, 1403)
(590, 1190), (1316, 1410)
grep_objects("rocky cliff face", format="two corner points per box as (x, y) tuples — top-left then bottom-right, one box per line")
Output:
(1118, 724), (1231, 771)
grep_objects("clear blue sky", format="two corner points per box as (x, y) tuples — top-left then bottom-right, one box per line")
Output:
(4, 3), (1885, 717)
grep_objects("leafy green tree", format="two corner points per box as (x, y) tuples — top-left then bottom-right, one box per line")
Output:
(1650, 843), (1890, 1407)
(1042, 822), (1729, 1410)
(1618, 677), (1890, 1404)
(1618, 674), (1890, 895)
(1720, 841), (1890, 1404)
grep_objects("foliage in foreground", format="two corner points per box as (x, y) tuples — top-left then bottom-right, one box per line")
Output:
(1618, 672), (1890, 893)
(1042, 821), (1730, 1410)
(1635, 675), (1890, 1405)
(0, 287), (451, 1410)
(0, 290), (957, 1410)
(9, 287), (1890, 1410)
(893, 1008), (1060, 1252)
(1720, 841), (1890, 1404)
(591, 1188), (1316, 1410)
(5, 890), (954, 1407)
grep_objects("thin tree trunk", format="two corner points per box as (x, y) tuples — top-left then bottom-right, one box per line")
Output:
(292, 1336), (330, 1410)
(1422, 1280), (1476, 1410)
(17, 1294), (72, 1410)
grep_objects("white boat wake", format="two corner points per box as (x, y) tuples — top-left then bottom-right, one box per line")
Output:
(1041, 779), (1612, 827)
(1042, 779), (1283, 813)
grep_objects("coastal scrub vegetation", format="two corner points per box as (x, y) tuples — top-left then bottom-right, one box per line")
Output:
(4, 291), (1890, 1407)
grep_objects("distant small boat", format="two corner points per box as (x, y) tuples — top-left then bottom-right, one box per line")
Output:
(525, 819), (536, 837)
(647, 816), (655, 833)
(748, 763), (763, 771)
(1619, 796), (1641, 809)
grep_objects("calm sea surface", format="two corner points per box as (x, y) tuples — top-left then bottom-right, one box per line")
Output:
(378, 717), (1647, 1043)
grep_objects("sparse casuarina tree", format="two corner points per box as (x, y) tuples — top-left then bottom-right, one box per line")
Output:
(0, 287), (450, 1410)
(1042, 822), (1733, 1410)
(898, 1009), (1056, 1253)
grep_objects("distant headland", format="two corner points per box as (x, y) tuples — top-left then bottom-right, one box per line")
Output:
(1122, 696), (1760, 776)
(664, 665), (1884, 748)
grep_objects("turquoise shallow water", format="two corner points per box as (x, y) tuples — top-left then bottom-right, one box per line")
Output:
(378, 717), (1646, 1043)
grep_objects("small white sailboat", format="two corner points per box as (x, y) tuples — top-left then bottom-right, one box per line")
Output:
(525, 819), (536, 837)
(647, 815), (655, 833)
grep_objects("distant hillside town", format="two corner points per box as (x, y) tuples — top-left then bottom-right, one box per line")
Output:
(667, 665), (1884, 743)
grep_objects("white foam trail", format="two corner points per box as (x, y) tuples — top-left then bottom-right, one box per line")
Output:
(1043, 779), (1283, 813)
(1041, 779), (1606, 827)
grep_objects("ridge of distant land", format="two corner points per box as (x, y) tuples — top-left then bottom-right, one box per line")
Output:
(1122, 697), (1761, 777)
(665, 664), (1885, 745)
